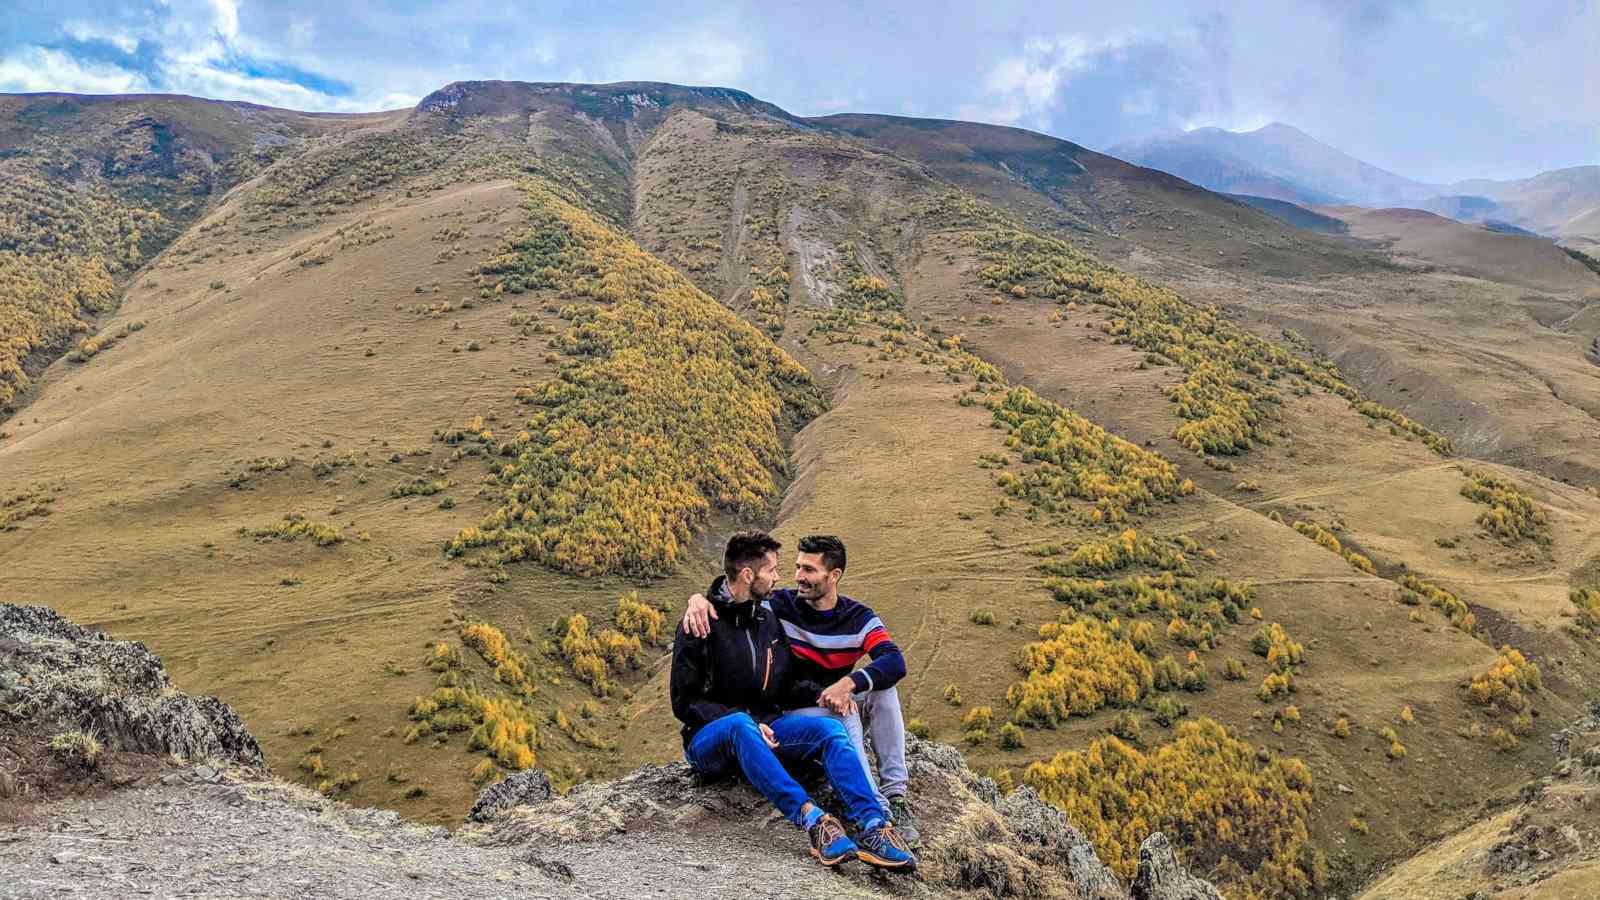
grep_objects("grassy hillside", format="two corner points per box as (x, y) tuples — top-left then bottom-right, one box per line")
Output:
(0, 94), (384, 413)
(3, 82), (1599, 898)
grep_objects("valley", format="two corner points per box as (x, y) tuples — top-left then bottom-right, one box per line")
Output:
(2, 82), (1599, 899)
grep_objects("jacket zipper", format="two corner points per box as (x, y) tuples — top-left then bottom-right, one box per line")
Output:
(761, 647), (773, 692)
(744, 630), (758, 674)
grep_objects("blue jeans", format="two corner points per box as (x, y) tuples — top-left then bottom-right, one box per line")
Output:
(686, 711), (887, 830)
(787, 685), (908, 807)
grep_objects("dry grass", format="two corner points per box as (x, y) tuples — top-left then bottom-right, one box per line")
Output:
(48, 730), (103, 768)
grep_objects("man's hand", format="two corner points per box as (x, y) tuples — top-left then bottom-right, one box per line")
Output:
(758, 722), (779, 749)
(684, 593), (716, 638)
(819, 676), (857, 715)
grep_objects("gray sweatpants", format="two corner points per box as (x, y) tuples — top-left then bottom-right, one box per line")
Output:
(788, 686), (907, 807)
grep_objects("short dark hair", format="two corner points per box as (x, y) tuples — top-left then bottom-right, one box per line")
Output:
(724, 531), (782, 580)
(798, 534), (846, 574)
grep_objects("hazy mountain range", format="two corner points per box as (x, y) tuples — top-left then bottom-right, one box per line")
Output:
(1111, 123), (1600, 248)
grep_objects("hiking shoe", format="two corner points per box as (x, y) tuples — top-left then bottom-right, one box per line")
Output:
(857, 821), (917, 873)
(808, 814), (858, 868)
(887, 794), (922, 849)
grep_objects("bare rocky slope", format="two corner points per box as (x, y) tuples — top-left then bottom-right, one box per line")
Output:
(0, 604), (1221, 899)
(1354, 705), (1600, 900)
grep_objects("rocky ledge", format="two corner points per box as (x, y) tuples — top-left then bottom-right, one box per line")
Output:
(1, 604), (1220, 898)
(0, 604), (263, 807)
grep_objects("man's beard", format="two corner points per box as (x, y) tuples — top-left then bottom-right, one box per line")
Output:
(751, 580), (774, 599)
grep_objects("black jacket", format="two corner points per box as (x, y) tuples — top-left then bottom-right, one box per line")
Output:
(670, 576), (822, 749)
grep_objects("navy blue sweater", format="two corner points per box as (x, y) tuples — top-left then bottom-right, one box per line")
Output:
(763, 587), (907, 694)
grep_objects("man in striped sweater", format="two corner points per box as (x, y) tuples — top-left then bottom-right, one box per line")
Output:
(684, 534), (920, 846)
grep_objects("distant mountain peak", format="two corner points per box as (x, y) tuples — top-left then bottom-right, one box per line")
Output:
(1249, 121), (1308, 138)
(1110, 120), (1433, 208)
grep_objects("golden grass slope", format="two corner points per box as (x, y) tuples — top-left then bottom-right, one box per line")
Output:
(0, 94), (381, 412)
(444, 180), (823, 575)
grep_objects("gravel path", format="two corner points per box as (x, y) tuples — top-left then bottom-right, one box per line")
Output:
(0, 769), (885, 900)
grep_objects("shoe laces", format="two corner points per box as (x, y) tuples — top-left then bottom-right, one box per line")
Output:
(813, 814), (847, 846)
(874, 822), (910, 854)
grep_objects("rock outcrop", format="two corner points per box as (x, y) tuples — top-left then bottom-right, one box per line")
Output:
(1130, 834), (1225, 900)
(0, 604), (262, 767)
(461, 719), (1213, 899)
(1, 604), (1222, 898)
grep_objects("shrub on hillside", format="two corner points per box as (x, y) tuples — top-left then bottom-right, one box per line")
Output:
(1111, 710), (1142, 743)
(1034, 528), (1194, 577)
(1467, 645), (1541, 714)
(1250, 623), (1305, 672)
(445, 181), (825, 576)
(999, 722), (1026, 749)
(989, 388), (1192, 524)
(1572, 588), (1600, 633)
(1399, 574), (1477, 634)
(962, 216), (1453, 459)
(614, 591), (664, 644)
(240, 514), (343, 547)
(1045, 573), (1251, 646)
(1006, 618), (1154, 726)
(1023, 718), (1319, 895)
(1150, 695), (1188, 727)
(1291, 519), (1377, 573)
(1459, 469), (1550, 546)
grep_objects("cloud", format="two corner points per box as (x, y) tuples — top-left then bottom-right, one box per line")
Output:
(0, 0), (368, 109)
(971, 34), (1108, 126)
(966, 22), (1239, 150)
(0, 1), (1592, 182)
(1480, 6), (1600, 129)
(0, 46), (149, 94)
(62, 22), (140, 55)
(1314, 0), (1420, 33)
(607, 28), (750, 87)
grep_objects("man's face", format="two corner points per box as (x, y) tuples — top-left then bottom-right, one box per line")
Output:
(794, 551), (838, 600)
(748, 551), (780, 599)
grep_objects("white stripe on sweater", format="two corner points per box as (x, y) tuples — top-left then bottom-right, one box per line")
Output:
(779, 616), (884, 650)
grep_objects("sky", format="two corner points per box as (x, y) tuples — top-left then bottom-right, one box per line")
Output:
(1, 0), (1595, 183)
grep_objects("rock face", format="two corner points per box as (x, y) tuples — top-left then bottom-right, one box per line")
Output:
(462, 734), (1222, 899)
(1130, 834), (1226, 900)
(1, 604), (1224, 899)
(0, 605), (262, 766)
(466, 768), (554, 823)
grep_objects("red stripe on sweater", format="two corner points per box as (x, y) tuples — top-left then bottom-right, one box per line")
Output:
(790, 643), (865, 670)
(862, 628), (891, 652)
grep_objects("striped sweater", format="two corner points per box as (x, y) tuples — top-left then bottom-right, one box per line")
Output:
(757, 586), (907, 694)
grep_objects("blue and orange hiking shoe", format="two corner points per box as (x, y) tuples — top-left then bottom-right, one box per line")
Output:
(808, 814), (858, 867)
(857, 821), (917, 873)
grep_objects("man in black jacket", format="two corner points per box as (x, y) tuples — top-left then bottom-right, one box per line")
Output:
(670, 531), (916, 872)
